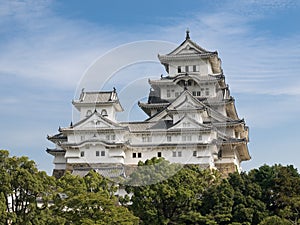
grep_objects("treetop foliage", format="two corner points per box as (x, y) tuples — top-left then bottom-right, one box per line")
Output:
(1, 150), (300, 225)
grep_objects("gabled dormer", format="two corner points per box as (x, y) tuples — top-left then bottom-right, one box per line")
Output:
(168, 114), (211, 131)
(68, 110), (124, 130)
(72, 88), (123, 122)
(147, 90), (206, 123)
(158, 30), (222, 77)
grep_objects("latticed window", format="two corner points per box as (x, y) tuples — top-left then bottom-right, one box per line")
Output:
(167, 135), (171, 142)
(193, 65), (197, 72)
(185, 65), (189, 72)
(142, 135), (152, 142)
(167, 90), (171, 98)
(205, 88), (210, 96)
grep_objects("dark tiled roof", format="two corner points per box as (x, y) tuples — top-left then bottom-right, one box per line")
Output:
(72, 167), (124, 178)
(79, 91), (115, 103)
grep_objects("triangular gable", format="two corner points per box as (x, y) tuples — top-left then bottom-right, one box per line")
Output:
(173, 97), (202, 111)
(169, 114), (211, 130)
(146, 90), (234, 124)
(147, 91), (204, 122)
(169, 90), (204, 110)
(72, 111), (123, 129)
(167, 39), (213, 56)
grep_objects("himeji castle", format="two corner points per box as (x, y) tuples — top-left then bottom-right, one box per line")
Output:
(47, 31), (250, 178)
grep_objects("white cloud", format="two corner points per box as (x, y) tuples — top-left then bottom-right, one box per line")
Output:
(0, 0), (298, 96)
(156, 9), (300, 97)
(0, 0), (129, 90)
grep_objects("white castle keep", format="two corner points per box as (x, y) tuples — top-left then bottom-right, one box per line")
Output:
(47, 31), (250, 178)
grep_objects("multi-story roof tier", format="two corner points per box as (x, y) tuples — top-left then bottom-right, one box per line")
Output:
(47, 31), (250, 178)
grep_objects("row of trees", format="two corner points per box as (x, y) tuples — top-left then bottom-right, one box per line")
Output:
(1, 150), (300, 224)
(0, 150), (138, 225)
(125, 158), (300, 225)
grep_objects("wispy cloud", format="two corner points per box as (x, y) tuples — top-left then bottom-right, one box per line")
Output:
(156, 5), (300, 97)
(0, 0), (128, 90)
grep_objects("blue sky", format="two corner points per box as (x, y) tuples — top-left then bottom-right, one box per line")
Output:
(0, 0), (299, 174)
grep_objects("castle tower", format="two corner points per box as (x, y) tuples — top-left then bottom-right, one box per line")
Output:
(47, 31), (250, 178)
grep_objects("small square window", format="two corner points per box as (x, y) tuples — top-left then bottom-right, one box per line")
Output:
(172, 151), (176, 157)
(205, 88), (210, 96)
(157, 152), (162, 157)
(218, 150), (223, 158)
(80, 151), (85, 157)
(101, 151), (105, 157)
(96, 151), (99, 157)
(185, 65), (189, 72)
(193, 151), (197, 157)
(192, 91), (196, 96)
(167, 90), (171, 98)
(177, 66), (182, 73)
(178, 151), (182, 157)
(138, 153), (142, 158)
(197, 91), (201, 96)
(132, 153), (136, 158)
(193, 65), (197, 72)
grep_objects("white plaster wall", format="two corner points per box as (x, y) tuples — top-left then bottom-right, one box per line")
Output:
(71, 145), (125, 164)
(54, 163), (66, 170)
(53, 154), (66, 164)
(124, 149), (160, 164)
(226, 128), (235, 138)
(65, 149), (80, 158)
(129, 132), (214, 146)
(167, 59), (210, 76)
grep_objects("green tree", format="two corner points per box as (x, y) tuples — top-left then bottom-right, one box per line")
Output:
(249, 164), (300, 224)
(51, 171), (139, 225)
(125, 157), (219, 225)
(258, 215), (291, 225)
(228, 172), (268, 225)
(0, 150), (56, 225)
(201, 179), (234, 224)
